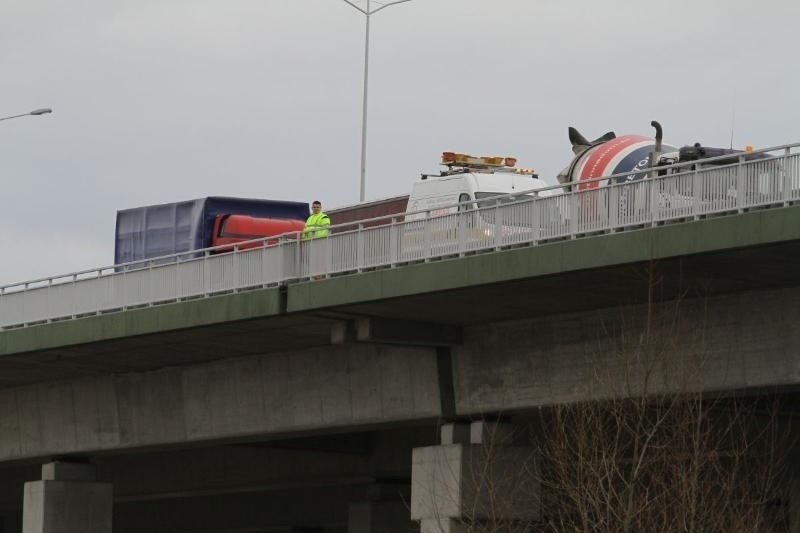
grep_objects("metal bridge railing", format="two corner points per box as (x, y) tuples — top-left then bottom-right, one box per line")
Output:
(2, 143), (799, 330)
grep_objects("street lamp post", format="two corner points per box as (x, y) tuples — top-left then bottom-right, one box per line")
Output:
(0, 108), (53, 122)
(341, 0), (412, 202)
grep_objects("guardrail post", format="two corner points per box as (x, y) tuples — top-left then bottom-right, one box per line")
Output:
(603, 186), (612, 230)
(285, 237), (292, 282)
(494, 200), (502, 249)
(233, 244), (241, 291)
(46, 277), (53, 323)
(21, 282), (29, 326)
(262, 241), (270, 285)
(692, 170), (701, 218)
(357, 223), (365, 271)
(531, 195), (540, 244)
(568, 192), (577, 237)
(204, 251), (211, 296)
(609, 185), (619, 229)
(294, 236), (302, 279)
(649, 178), (658, 225)
(325, 235), (332, 278)
(121, 265), (127, 310)
(736, 154), (746, 211)
(95, 269), (101, 315)
(389, 219), (398, 265)
(148, 260), (154, 306)
(174, 256), (181, 301)
(457, 210), (466, 254)
(783, 147), (792, 204)
(423, 211), (431, 260)
(71, 275), (77, 319)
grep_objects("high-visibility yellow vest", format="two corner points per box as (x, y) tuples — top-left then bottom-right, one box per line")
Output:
(303, 212), (330, 239)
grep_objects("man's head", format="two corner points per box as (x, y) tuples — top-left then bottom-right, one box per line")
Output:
(311, 201), (322, 213)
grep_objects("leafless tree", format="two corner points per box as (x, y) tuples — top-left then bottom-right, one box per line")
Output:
(454, 266), (793, 533)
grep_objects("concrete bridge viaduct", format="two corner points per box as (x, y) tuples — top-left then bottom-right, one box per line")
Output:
(2, 206), (800, 532)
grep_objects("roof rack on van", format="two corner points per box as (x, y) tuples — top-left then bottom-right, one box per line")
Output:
(439, 151), (538, 177)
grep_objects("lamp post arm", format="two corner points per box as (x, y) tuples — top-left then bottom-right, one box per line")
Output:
(341, 0), (368, 14)
(369, 0), (412, 15)
(0, 113), (29, 122)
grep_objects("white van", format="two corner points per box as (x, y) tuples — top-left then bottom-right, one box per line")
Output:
(400, 155), (558, 256)
(406, 170), (555, 219)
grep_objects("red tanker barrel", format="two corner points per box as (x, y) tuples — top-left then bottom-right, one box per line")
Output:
(212, 214), (305, 251)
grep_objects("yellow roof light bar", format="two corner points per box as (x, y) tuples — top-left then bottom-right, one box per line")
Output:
(441, 152), (520, 168)
(441, 152), (536, 175)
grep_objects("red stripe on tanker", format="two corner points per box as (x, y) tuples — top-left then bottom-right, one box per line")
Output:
(577, 135), (651, 190)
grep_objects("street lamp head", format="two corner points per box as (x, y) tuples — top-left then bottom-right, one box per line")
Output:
(0, 107), (54, 122)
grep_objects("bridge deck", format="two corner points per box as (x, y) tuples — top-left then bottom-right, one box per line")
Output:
(1, 206), (799, 389)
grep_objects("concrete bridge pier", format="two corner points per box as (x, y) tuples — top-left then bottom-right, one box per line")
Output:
(410, 422), (538, 533)
(789, 451), (800, 533)
(348, 481), (414, 533)
(348, 501), (411, 533)
(347, 481), (414, 533)
(22, 462), (112, 533)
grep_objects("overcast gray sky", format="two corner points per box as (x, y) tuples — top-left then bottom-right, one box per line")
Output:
(1, 0), (798, 285)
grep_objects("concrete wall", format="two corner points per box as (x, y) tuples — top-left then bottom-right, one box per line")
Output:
(453, 285), (800, 414)
(0, 344), (441, 462)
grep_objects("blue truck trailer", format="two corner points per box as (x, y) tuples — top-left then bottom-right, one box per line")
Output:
(114, 196), (309, 264)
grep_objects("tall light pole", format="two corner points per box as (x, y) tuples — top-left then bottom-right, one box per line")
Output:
(341, 0), (411, 202)
(0, 108), (53, 122)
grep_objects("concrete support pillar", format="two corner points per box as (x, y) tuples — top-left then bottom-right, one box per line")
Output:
(410, 422), (538, 532)
(348, 501), (411, 533)
(791, 477), (800, 533)
(419, 518), (464, 533)
(788, 443), (800, 533)
(22, 462), (112, 533)
(348, 483), (413, 533)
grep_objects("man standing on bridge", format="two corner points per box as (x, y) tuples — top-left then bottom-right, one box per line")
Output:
(303, 200), (330, 239)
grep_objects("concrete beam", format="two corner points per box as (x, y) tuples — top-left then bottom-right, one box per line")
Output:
(355, 318), (461, 347)
(331, 321), (357, 345)
(42, 461), (95, 482)
(440, 423), (470, 445)
(333, 319), (461, 347)
(453, 285), (800, 415)
(0, 344), (442, 462)
(469, 421), (516, 445)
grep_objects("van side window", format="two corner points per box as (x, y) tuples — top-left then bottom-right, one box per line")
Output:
(457, 193), (472, 212)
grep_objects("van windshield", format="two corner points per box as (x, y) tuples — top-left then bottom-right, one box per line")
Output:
(475, 192), (537, 207)
(474, 192), (537, 226)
